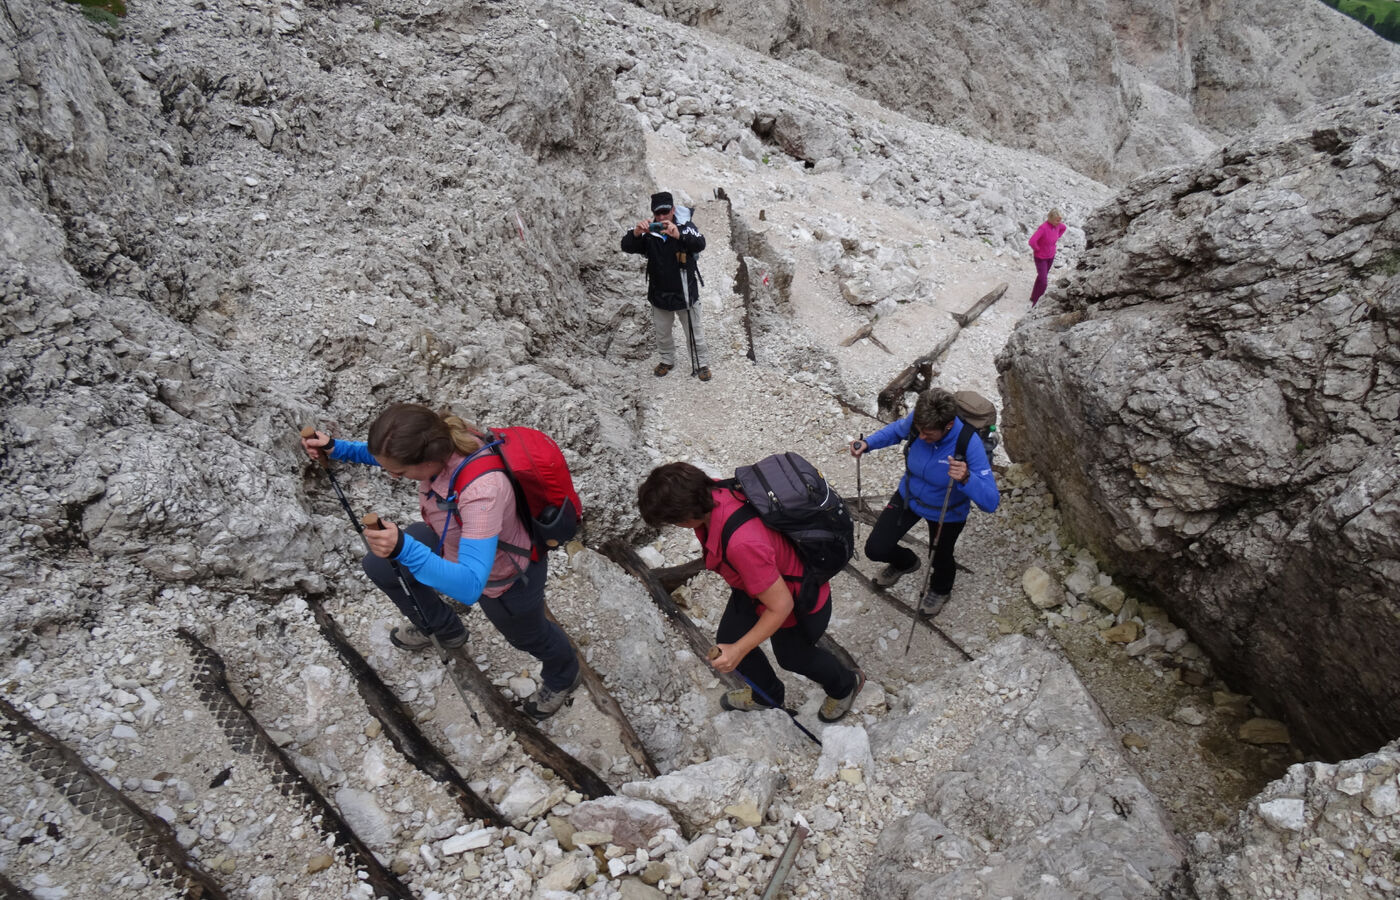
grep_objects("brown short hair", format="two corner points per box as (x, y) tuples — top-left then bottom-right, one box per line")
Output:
(637, 462), (716, 527)
(912, 388), (957, 432)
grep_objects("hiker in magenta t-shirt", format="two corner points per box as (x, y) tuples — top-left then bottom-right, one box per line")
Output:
(637, 462), (865, 723)
(1028, 209), (1066, 306)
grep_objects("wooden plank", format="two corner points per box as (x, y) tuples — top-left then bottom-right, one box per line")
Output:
(953, 282), (1008, 327)
(441, 642), (614, 798)
(547, 607), (660, 777)
(308, 598), (505, 826)
(842, 565), (973, 660)
(601, 542), (746, 692)
(654, 557), (706, 593)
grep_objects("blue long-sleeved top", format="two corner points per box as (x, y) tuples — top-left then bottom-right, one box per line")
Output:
(864, 415), (1000, 522)
(327, 440), (498, 607)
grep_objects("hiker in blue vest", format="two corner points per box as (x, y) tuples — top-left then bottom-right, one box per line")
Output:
(620, 190), (712, 382)
(301, 403), (581, 719)
(849, 388), (1000, 617)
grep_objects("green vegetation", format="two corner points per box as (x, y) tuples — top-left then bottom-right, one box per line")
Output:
(66, 0), (126, 29)
(66, 0), (127, 16)
(1319, 0), (1400, 43)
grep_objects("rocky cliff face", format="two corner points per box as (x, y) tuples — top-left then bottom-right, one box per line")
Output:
(1, 0), (662, 642)
(998, 76), (1400, 760)
(628, 0), (1400, 183)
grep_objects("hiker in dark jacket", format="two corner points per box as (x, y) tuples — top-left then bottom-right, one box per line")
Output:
(620, 191), (712, 382)
(637, 462), (864, 723)
(301, 403), (580, 719)
(849, 388), (1000, 617)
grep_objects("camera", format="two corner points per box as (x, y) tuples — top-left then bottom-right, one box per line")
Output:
(649, 221), (667, 233)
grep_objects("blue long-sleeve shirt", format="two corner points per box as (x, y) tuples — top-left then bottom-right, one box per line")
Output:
(327, 440), (497, 606)
(864, 415), (1000, 522)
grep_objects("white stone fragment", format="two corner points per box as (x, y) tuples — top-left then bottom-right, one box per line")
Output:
(1258, 798), (1306, 832)
(441, 829), (494, 855)
(1364, 783), (1399, 818)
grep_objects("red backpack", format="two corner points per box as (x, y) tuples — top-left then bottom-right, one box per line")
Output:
(444, 427), (583, 564)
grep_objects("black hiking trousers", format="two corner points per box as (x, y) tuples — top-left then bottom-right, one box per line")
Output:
(864, 490), (966, 596)
(363, 522), (579, 691)
(717, 589), (857, 708)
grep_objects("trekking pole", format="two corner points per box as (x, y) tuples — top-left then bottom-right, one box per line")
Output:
(299, 428), (481, 724)
(709, 647), (821, 746)
(301, 427), (370, 552)
(854, 434), (865, 545)
(903, 477), (955, 657)
(683, 306), (701, 377)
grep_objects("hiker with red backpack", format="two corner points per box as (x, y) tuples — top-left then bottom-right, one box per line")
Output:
(637, 461), (865, 723)
(849, 388), (1000, 618)
(301, 403), (583, 719)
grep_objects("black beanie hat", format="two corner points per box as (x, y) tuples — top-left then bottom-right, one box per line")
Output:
(650, 191), (674, 213)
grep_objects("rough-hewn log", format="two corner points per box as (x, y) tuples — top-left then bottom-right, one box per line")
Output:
(441, 641), (614, 798)
(654, 557), (706, 593)
(308, 598), (505, 826)
(953, 282), (1008, 327)
(547, 607), (660, 777)
(601, 542), (746, 693)
(841, 566), (973, 661)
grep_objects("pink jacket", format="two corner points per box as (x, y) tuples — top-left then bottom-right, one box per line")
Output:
(1029, 221), (1067, 259)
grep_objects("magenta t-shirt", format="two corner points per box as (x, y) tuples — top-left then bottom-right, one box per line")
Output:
(694, 487), (830, 628)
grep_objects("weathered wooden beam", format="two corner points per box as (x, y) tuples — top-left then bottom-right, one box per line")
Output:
(601, 542), (745, 692)
(842, 565), (973, 660)
(875, 327), (963, 419)
(953, 282), (1008, 327)
(547, 607), (660, 777)
(655, 557), (706, 593)
(308, 598), (505, 826)
(441, 641), (614, 798)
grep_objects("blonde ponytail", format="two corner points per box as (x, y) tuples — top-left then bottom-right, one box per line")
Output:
(440, 411), (484, 456)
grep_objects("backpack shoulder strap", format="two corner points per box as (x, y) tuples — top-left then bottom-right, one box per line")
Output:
(718, 503), (760, 572)
(954, 417), (975, 462)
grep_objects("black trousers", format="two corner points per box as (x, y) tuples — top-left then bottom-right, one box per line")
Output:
(716, 589), (857, 707)
(362, 521), (579, 690)
(863, 490), (966, 596)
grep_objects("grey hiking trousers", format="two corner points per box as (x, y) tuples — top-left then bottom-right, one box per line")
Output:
(652, 302), (710, 368)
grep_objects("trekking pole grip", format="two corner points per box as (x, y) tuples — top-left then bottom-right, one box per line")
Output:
(362, 513), (383, 531)
(707, 646), (721, 661)
(300, 425), (330, 468)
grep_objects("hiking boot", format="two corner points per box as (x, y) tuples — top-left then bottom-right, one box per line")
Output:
(818, 669), (866, 723)
(873, 558), (920, 588)
(522, 669), (583, 720)
(697, 366), (712, 382)
(719, 687), (776, 712)
(918, 590), (949, 617)
(390, 624), (467, 652)
(654, 362), (673, 377)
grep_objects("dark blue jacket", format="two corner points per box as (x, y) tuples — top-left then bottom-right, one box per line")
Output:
(866, 414), (1000, 522)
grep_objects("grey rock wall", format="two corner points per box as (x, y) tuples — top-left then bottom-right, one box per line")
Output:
(865, 637), (1185, 898)
(628, 0), (1400, 183)
(0, 0), (662, 653)
(997, 76), (1400, 759)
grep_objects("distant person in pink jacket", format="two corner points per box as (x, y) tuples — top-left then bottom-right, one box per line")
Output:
(1028, 209), (1066, 306)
